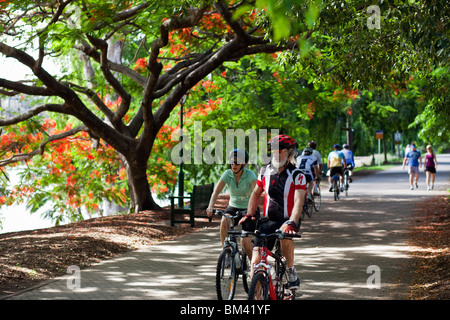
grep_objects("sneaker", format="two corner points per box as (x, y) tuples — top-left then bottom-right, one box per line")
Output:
(416, 183), (419, 189)
(307, 193), (313, 201)
(431, 184), (434, 190)
(340, 186), (344, 192)
(287, 267), (300, 289)
(427, 186), (430, 191)
(410, 186), (414, 190)
(329, 185), (333, 192)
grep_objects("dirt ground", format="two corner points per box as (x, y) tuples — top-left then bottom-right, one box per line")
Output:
(0, 170), (448, 299)
(407, 195), (449, 300)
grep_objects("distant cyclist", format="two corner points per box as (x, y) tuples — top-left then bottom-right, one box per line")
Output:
(341, 144), (355, 182)
(296, 147), (319, 200)
(239, 134), (306, 289)
(327, 144), (347, 192)
(308, 140), (322, 195)
(308, 141), (322, 172)
(207, 149), (259, 259)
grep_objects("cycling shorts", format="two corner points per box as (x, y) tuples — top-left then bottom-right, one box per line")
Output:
(330, 167), (344, 177)
(253, 218), (300, 251)
(225, 206), (260, 232)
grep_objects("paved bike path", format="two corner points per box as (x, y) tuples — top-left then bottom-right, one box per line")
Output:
(4, 154), (450, 300)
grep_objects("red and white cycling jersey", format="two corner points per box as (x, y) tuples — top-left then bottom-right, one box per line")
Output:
(256, 163), (306, 221)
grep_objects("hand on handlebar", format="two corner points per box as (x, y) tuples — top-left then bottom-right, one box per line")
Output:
(280, 221), (299, 235)
(238, 213), (255, 225)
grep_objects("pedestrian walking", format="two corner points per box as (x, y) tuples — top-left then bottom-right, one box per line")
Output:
(424, 145), (438, 190)
(402, 143), (422, 190)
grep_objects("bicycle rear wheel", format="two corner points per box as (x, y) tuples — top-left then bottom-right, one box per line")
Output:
(344, 172), (349, 196)
(306, 198), (313, 218)
(313, 185), (321, 212)
(333, 180), (339, 201)
(248, 272), (269, 300)
(216, 247), (237, 300)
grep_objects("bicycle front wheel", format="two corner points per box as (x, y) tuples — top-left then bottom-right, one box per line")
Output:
(216, 247), (237, 300)
(248, 272), (269, 300)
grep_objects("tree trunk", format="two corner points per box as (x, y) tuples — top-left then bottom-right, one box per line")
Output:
(120, 153), (161, 213)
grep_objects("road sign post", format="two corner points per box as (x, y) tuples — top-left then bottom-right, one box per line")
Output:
(376, 130), (383, 166)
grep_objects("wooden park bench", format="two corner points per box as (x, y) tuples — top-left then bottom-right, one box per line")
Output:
(170, 183), (214, 227)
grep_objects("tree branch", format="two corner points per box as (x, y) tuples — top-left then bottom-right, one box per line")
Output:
(85, 34), (131, 125)
(74, 42), (147, 87)
(0, 103), (67, 126)
(0, 78), (55, 96)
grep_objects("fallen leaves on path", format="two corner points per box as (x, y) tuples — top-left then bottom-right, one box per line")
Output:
(407, 195), (449, 300)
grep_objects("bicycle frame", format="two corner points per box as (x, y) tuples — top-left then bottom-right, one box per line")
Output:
(253, 246), (278, 299)
(249, 230), (301, 300)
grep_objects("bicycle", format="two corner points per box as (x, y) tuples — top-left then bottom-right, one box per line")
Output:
(313, 181), (321, 212)
(247, 226), (301, 300)
(331, 173), (340, 201)
(214, 209), (250, 300)
(301, 190), (314, 220)
(343, 165), (352, 196)
(312, 171), (325, 212)
(343, 168), (350, 196)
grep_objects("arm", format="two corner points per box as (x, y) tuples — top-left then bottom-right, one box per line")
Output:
(250, 179), (257, 190)
(290, 189), (305, 225)
(280, 188), (305, 234)
(313, 164), (319, 180)
(206, 179), (226, 217)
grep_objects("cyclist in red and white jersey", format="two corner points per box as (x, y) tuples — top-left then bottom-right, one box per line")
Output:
(239, 134), (306, 289)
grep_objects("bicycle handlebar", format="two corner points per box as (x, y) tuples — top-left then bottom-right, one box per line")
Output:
(214, 209), (247, 220)
(246, 229), (301, 240)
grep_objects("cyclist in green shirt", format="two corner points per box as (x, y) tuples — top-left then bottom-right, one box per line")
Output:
(207, 149), (259, 259)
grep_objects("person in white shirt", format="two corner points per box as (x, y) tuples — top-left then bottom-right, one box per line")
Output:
(296, 147), (319, 200)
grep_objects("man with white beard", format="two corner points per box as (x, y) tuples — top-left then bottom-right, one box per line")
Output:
(239, 134), (306, 289)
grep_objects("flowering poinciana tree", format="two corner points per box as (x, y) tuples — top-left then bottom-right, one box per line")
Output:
(0, 0), (301, 214)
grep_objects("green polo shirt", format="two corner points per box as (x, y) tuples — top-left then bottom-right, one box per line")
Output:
(220, 168), (257, 209)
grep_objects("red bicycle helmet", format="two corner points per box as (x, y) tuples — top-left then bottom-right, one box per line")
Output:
(268, 134), (298, 150)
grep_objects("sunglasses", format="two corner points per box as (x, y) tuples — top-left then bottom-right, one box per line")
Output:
(271, 149), (288, 154)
